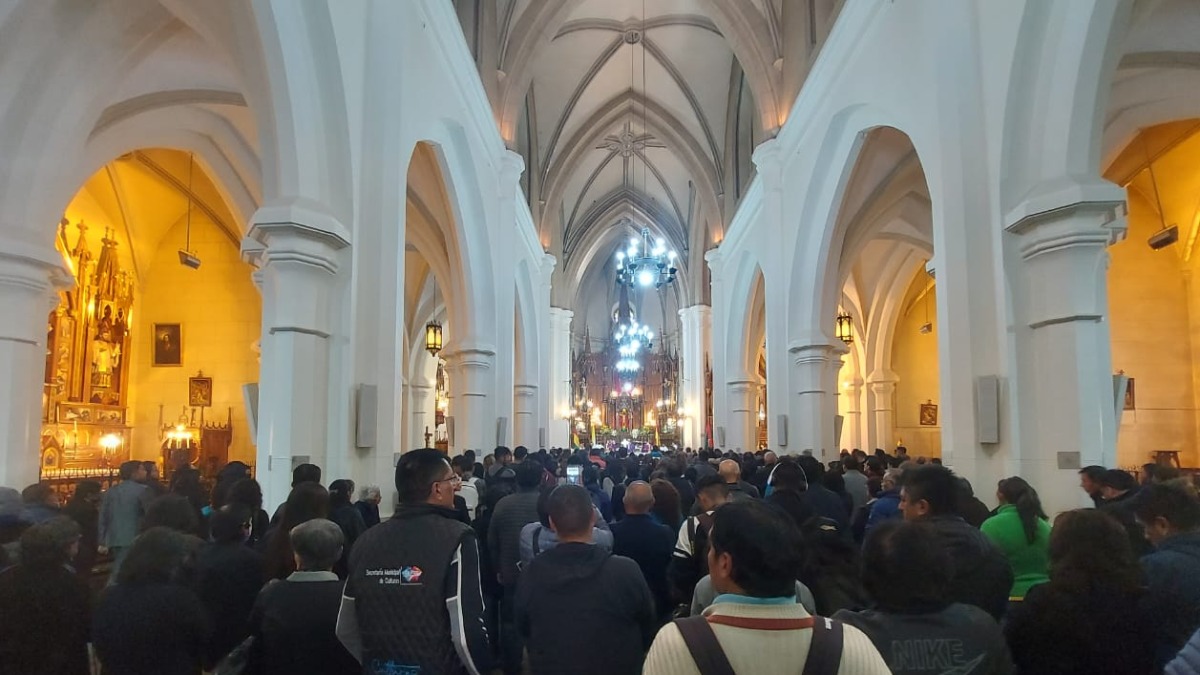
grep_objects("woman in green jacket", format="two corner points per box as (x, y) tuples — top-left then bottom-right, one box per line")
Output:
(980, 477), (1051, 600)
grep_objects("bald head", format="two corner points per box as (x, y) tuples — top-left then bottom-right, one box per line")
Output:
(719, 459), (741, 482)
(764, 451), (777, 466)
(623, 481), (655, 514)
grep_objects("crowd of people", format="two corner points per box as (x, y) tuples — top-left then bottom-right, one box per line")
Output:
(2, 446), (1200, 675)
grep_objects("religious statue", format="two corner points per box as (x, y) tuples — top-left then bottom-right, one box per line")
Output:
(96, 305), (114, 343)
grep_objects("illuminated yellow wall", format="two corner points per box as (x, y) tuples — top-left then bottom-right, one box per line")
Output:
(1108, 190), (1197, 468)
(891, 276), (941, 457)
(126, 214), (260, 465)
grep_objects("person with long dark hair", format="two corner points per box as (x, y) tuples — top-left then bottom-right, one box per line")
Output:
(981, 476), (1051, 601)
(649, 478), (682, 533)
(1005, 509), (1157, 674)
(227, 478), (270, 547)
(260, 483), (329, 581)
(93, 527), (211, 675)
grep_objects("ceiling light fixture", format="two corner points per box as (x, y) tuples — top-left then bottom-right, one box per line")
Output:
(1142, 135), (1179, 250)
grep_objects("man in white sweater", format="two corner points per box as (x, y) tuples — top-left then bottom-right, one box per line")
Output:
(644, 500), (889, 675)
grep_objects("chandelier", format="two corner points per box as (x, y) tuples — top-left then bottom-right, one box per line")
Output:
(616, 227), (678, 288)
(614, 320), (653, 372)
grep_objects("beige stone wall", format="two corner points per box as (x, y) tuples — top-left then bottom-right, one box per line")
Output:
(892, 278), (941, 458)
(126, 214), (261, 466)
(1108, 190), (1198, 469)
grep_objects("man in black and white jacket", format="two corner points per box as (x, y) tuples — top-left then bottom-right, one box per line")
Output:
(337, 448), (491, 675)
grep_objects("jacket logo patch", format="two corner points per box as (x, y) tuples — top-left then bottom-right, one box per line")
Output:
(401, 565), (423, 583)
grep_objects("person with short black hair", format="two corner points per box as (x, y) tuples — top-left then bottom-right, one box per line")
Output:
(99, 459), (149, 584)
(63, 479), (102, 580)
(0, 516), (90, 675)
(516, 485), (655, 674)
(18, 482), (60, 527)
(1136, 481), (1200, 666)
(900, 464), (1012, 620)
(668, 475), (731, 607)
(796, 454), (850, 533)
(1005, 509), (1158, 675)
(142, 494), (201, 535)
(250, 519), (358, 675)
(269, 463), (324, 527)
(93, 527), (211, 675)
(327, 478), (366, 576)
(338, 448), (490, 674)
(487, 457), (547, 673)
(1098, 468), (1152, 556)
(488, 446), (514, 478)
(835, 520), (1013, 675)
(1078, 465), (1106, 507)
(645, 501), (889, 674)
(195, 504), (264, 669)
(513, 446), (529, 463)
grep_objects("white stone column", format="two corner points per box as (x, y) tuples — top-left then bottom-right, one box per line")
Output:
(537, 254), (556, 448)
(409, 380), (434, 449)
(513, 383), (538, 449)
(1007, 194), (1126, 515)
(244, 202), (350, 509)
(548, 307), (573, 447)
(844, 377), (865, 450)
(707, 249), (727, 450)
(826, 346), (848, 450)
(726, 378), (758, 452)
(678, 304), (712, 449)
(867, 370), (898, 450)
(443, 346), (496, 455)
(0, 247), (70, 488)
(789, 343), (840, 457)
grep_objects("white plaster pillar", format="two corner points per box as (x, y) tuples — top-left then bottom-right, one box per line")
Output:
(491, 151), (525, 450)
(513, 383), (538, 449)
(726, 378), (758, 452)
(789, 343), (839, 457)
(409, 380), (434, 449)
(0, 247), (70, 488)
(537, 254), (556, 448)
(678, 304), (712, 449)
(244, 203), (350, 510)
(548, 307), (573, 447)
(826, 346), (848, 450)
(1007, 194), (1126, 515)
(443, 346), (496, 455)
(707, 249), (727, 450)
(867, 371), (898, 451)
(844, 377), (865, 451)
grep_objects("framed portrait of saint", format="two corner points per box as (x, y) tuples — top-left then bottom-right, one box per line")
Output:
(189, 376), (213, 407)
(919, 402), (938, 426)
(1124, 378), (1136, 411)
(152, 324), (182, 367)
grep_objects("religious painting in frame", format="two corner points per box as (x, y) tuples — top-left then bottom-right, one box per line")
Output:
(152, 323), (182, 367)
(1125, 377), (1136, 411)
(188, 375), (213, 407)
(919, 402), (939, 426)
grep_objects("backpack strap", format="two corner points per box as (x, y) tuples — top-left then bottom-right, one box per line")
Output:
(673, 616), (736, 675)
(532, 525), (543, 557)
(801, 616), (844, 675)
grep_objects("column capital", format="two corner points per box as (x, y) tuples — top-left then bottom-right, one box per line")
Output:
(1003, 175), (1125, 232)
(704, 247), (725, 280)
(540, 253), (557, 285)
(1008, 197), (1126, 328)
(248, 197), (351, 275)
(498, 149), (526, 195)
(727, 377), (761, 393)
(787, 341), (846, 366)
(751, 138), (783, 192)
(0, 245), (74, 342)
(866, 369), (899, 385)
(678, 304), (713, 322)
(549, 306), (574, 326)
(514, 383), (538, 399)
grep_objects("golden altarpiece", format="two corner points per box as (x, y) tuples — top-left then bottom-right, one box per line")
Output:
(570, 328), (681, 448)
(40, 220), (134, 480)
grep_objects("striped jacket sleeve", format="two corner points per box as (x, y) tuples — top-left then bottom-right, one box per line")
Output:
(445, 530), (491, 675)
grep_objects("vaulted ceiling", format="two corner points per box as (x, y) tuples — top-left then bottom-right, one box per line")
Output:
(459, 0), (843, 314)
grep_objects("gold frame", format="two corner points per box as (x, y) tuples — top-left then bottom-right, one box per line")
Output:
(152, 323), (183, 367)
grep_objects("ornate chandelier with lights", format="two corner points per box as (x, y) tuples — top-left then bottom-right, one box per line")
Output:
(614, 319), (653, 372)
(616, 227), (678, 289)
